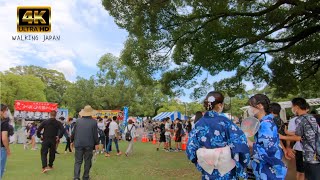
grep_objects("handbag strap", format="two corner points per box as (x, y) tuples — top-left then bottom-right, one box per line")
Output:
(301, 115), (318, 153)
(127, 125), (134, 133)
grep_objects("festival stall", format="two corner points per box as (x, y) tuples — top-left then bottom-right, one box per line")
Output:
(152, 111), (183, 121)
(241, 98), (320, 122)
(13, 100), (58, 121)
(13, 100), (58, 144)
(92, 110), (124, 120)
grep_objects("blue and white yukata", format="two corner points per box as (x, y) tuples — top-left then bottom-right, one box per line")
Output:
(251, 114), (287, 180)
(186, 111), (250, 180)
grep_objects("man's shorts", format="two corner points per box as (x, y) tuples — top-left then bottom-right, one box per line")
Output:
(99, 136), (105, 145)
(295, 150), (305, 173)
(304, 162), (320, 180)
(165, 135), (171, 143)
(175, 134), (181, 142)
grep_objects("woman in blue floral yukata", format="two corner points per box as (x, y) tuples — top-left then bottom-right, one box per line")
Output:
(186, 91), (250, 180)
(247, 94), (287, 180)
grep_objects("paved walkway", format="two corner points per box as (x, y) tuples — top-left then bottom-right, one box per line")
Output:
(284, 158), (296, 180)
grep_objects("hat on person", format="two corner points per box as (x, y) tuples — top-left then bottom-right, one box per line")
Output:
(79, 105), (96, 117)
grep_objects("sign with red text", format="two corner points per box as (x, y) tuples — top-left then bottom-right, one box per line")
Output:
(14, 100), (58, 112)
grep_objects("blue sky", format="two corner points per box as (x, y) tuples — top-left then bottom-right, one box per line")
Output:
(0, 0), (127, 82)
(0, 0), (255, 102)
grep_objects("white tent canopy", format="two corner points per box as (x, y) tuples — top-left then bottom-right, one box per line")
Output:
(152, 111), (186, 121)
(240, 98), (320, 122)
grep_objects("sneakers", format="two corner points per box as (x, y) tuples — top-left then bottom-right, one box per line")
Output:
(105, 153), (110, 157)
(117, 152), (122, 156)
(47, 166), (53, 170)
(125, 153), (128, 157)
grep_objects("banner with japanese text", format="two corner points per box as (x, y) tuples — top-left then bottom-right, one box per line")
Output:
(14, 100), (58, 112)
(14, 100), (58, 121)
(92, 110), (124, 120)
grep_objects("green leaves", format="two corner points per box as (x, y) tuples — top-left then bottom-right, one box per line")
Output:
(102, 0), (320, 98)
(6, 65), (69, 104)
(0, 73), (46, 110)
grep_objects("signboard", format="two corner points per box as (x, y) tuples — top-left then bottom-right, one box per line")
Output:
(123, 106), (129, 126)
(14, 100), (58, 121)
(14, 110), (50, 121)
(14, 100), (57, 112)
(93, 110), (124, 120)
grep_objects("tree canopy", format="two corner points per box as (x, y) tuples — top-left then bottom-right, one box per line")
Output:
(0, 73), (46, 110)
(103, 0), (320, 98)
(6, 65), (69, 103)
(61, 53), (170, 117)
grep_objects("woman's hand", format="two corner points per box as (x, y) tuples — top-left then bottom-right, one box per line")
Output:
(285, 148), (295, 160)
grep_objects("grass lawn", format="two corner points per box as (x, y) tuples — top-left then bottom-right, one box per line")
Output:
(3, 142), (200, 180)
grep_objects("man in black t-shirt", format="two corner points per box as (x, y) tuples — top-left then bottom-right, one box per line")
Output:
(1, 104), (11, 178)
(174, 119), (183, 151)
(37, 111), (65, 173)
(157, 119), (166, 151)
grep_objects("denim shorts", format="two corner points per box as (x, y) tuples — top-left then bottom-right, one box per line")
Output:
(165, 135), (171, 143)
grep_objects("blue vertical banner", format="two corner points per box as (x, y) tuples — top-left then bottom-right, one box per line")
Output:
(56, 108), (68, 122)
(123, 106), (129, 126)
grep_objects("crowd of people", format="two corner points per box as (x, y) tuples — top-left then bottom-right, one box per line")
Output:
(186, 92), (320, 180)
(142, 117), (196, 152)
(1, 91), (320, 180)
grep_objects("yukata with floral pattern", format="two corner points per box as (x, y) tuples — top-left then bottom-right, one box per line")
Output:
(186, 111), (250, 180)
(251, 114), (287, 180)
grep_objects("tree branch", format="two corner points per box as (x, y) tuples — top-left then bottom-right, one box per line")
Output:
(250, 25), (320, 54)
(263, 25), (320, 43)
(231, 14), (296, 51)
(159, 0), (290, 31)
(301, 59), (320, 80)
(238, 53), (264, 78)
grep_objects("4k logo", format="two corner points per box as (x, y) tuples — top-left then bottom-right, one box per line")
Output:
(17, 6), (51, 33)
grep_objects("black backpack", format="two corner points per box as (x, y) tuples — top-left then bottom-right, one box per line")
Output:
(8, 124), (14, 136)
(125, 125), (134, 141)
(98, 128), (105, 137)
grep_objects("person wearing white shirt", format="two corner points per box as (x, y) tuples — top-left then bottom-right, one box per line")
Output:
(105, 116), (122, 157)
(191, 120), (195, 129)
(97, 117), (106, 154)
(124, 119), (136, 156)
(164, 118), (171, 152)
(287, 116), (305, 180)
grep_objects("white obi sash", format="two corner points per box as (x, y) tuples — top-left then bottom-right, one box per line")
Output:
(196, 146), (235, 176)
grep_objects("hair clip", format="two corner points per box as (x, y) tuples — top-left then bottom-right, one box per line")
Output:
(208, 96), (215, 103)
